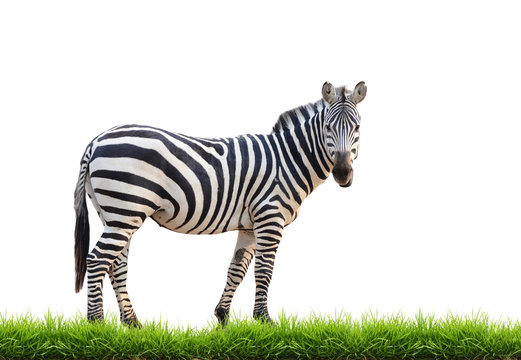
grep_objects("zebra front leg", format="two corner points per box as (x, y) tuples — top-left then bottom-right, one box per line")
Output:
(108, 240), (141, 328)
(86, 228), (131, 323)
(215, 230), (256, 326)
(252, 214), (284, 323)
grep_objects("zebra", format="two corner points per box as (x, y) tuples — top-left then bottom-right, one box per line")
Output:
(74, 81), (367, 327)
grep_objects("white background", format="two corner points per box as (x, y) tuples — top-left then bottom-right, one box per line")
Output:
(1, 1), (520, 328)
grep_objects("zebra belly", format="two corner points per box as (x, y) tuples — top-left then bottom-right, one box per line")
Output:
(151, 204), (253, 234)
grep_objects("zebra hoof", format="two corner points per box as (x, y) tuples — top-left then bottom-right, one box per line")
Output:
(215, 307), (230, 327)
(123, 315), (142, 329)
(87, 313), (104, 324)
(253, 311), (273, 324)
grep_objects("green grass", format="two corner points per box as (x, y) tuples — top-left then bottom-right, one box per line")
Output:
(1, 311), (521, 359)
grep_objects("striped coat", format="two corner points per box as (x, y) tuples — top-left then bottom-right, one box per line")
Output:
(74, 81), (367, 326)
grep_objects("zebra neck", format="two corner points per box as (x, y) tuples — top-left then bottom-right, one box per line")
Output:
(275, 111), (334, 198)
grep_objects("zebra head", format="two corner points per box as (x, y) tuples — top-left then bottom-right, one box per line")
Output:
(322, 81), (367, 187)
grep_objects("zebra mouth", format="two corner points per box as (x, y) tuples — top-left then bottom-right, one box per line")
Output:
(339, 177), (353, 188)
(333, 168), (353, 188)
(335, 169), (353, 188)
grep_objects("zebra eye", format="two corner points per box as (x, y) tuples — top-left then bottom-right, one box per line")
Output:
(355, 125), (360, 132)
(325, 124), (332, 132)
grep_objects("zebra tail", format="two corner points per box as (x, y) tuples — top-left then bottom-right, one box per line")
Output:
(74, 156), (90, 293)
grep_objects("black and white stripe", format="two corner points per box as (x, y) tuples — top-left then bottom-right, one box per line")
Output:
(74, 81), (367, 326)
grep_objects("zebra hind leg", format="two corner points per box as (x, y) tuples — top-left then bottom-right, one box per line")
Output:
(214, 230), (256, 327)
(108, 239), (141, 328)
(86, 227), (134, 324)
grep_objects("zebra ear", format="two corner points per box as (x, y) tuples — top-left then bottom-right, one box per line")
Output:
(322, 82), (337, 104)
(352, 81), (367, 105)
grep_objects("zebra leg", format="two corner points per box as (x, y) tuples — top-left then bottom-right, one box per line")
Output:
(214, 230), (256, 326)
(252, 215), (285, 323)
(86, 228), (132, 323)
(107, 240), (141, 328)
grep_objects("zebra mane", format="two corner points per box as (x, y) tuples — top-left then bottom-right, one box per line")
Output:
(272, 87), (349, 133)
(271, 98), (326, 133)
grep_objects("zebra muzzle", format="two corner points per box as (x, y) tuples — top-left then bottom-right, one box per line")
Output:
(332, 152), (353, 187)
